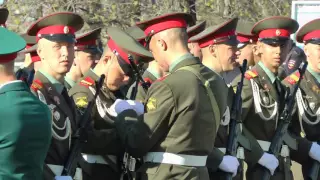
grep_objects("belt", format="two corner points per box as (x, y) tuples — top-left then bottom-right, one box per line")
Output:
(47, 164), (82, 180)
(144, 152), (207, 166)
(217, 147), (245, 159)
(257, 140), (290, 157)
(81, 154), (117, 165)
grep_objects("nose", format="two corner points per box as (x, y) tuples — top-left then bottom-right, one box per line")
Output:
(60, 45), (69, 59)
(273, 45), (281, 55)
(235, 50), (241, 56)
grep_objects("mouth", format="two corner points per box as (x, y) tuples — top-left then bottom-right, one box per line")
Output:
(60, 61), (69, 65)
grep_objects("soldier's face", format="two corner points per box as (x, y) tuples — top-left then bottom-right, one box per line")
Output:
(236, 43), (255, 66)
(74, 51), (98, 74)
(38, 38), (75, 76)
(304, 43), (320, 73)
(258, 41), (285, 73)
(188, 42), (203, 61)
(215, 43), (237, 71)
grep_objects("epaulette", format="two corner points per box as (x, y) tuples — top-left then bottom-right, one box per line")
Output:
(141, 77), (153, 85)
(79, 76), (95, 88)
(156, 74), (170, 82)
(285, 71), (300, 85)
(244, 69), (258, 80)
(31, 79), (43, 92)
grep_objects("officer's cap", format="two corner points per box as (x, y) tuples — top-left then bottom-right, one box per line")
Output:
(187, 20), (206, 42)
(236, 21), (258, 43)
(27, 12), (84, 43)
(125, 26), (146, 46)
(189, 18), (238, 48)
(20, 34), (40, 62)
(0, 27), (26, 63)
(75, 27), (102, 53)
(296, 18), (320, 44)
(251, 16), (298, 45)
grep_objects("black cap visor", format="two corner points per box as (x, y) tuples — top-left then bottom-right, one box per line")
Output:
(259, 37), (288, 46)
(41, 34), (76, 43)
(305, 38), (320, 45)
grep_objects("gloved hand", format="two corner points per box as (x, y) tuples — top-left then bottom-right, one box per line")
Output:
(109, 99), (145, 116)
(258, 152), (279, 175)
(126, 100), (144, 115)
(309, 142), (320, 162)
(218, 155), (240, 177)
(54, 176), (72, 180)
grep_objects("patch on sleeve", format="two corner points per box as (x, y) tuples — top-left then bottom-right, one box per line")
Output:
(80, 76), (95, 88)
(146, 97), (157, 111)
(76, 96), (88, 108)
(244, 69), (258, 80)
(285, 71), (300, 85)
(31, 79), (43, 92)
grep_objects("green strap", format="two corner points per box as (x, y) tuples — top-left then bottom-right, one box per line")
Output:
(177, 66), (221, 132)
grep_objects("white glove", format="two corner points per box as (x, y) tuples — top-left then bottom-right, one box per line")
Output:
(309, 142), (320, 162)
(126, 100), (144, 115)
(54, 176), (72, 180)
(258, 152), (279, 175)
(218, 155), (240, 177)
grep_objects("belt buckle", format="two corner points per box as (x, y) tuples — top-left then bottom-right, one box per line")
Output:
(128, 157), (136, 172)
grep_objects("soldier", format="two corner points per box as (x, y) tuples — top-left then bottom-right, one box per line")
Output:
(0, 26), (52, 180)
(283, 18), (320, 179)
(0, 7), (8, 28)
(232, 16), (300, 180)
(114, 12), (229, 180)
(235, 21), (259, 68)
(189, 18), (239, 86)
(26, 12), (84, 180)
(65, 28), (102, 90)
(68, 27), (153, 180)
(188, 17), (244, 179)
(187, 20), (206, 61)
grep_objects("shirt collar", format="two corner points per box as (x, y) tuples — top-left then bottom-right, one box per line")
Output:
(169, 53), (194, 72)
(307, 65), (320, 84)
(258, 61), (277, 83)
(39, 69), (64, 94)
(64, 75), (76, 88)
(0, 80), (23, 90)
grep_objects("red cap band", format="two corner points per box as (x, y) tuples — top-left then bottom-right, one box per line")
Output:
(76, 39), (97, 46)
(36, 25), (75, 42)
(237, 34), (258, 43)
(107, 38), (129, 64)
(144, 18), (187, 36)
(303, 30), (320, 41)
(198, 30), (235, 48)
(258, 28), (290, 38)
(0, 53), (17, 63)
(26, 44), (33, 49)
(31, 53), (40, 62)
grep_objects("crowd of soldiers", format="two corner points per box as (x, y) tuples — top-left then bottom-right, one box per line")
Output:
(0, 5), (319, 180)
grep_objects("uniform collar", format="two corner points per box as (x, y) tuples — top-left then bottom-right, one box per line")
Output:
(258, 61), (278, 83)
(64, 75), (76, 88)
(307, 65), (320, 84)
(146, 67), (161, 79)
(169, 53), (194, 72)
(39, 69), (64, 94)
(0, 80), (24, 91)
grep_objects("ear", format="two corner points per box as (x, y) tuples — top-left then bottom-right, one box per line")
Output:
(37, 41), (43, 60)
(209, 45), (217, 57)
(257, 41), (264, 55)
(157, 39), (167, 51)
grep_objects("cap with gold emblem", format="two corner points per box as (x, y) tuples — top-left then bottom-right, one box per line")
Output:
(75, 27), (102, 53)
(136, 12), (193, 48)
(251, 16), (299, 45)
(296, 18), (320, 44)
(0, 8), (9, 28)
(27, 12), (84, 43)
(20, 34), (40, 62)
(107, 27), (153, 75)
(189, 18), (238, 48)
(236, 21), (258, 49)
(187, 20), (206, 42)
(0, 27), (26, 63)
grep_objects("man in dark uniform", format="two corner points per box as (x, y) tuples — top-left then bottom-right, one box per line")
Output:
(235, 21), (259, 68)
(68, 27), (153, 180)
(114, 12), (229, 180)
(283, 18), (320, 179)
(26, 12), (84, 180)
(278, 39), (306, 80)
(232, 16), (300, 180)
(187, 20), (206, 61)
(0, 26), (52, 180)
(189, 17), (245, 179)
(65, 28), (102, 90)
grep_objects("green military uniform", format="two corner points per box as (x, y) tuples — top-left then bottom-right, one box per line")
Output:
(283, 19), (320, 179)
(232, 17), (299, 180)
(0, 26), (52, 180)
(115, 13), (229, 180)
(26, 12), (85, 179)
(69, 27), (153, 180)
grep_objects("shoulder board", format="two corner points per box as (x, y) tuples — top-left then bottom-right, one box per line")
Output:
(31, 79), (43, 92)
(79, 76), (95, 88)
(285, 71), (300, 85)
(156, 74), (169, 82)
(139, 77), (153, 86)
(244, 69), (258, 80)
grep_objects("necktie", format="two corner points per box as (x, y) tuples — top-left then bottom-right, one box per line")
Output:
(61, 87), (72, 108)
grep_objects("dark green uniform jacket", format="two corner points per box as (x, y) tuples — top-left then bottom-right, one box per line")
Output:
(115, 54), (229, 180)
(135, 69), (158, 102)
(68, 69), (123, 180)
(0, 81), (52, 180)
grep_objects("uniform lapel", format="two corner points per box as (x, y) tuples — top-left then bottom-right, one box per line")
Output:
(256, 65), (279, 102)
(303, 71), (320, 109)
